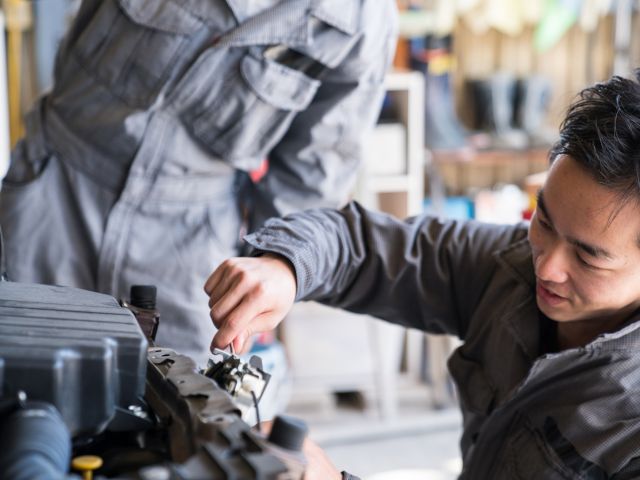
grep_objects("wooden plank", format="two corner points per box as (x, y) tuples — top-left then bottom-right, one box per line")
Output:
(451, 15), (616, 132)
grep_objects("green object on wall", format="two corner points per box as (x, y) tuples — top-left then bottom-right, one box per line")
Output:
(534, 0), (580, 52)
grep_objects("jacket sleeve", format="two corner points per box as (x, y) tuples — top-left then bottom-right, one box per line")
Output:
(245, 201), (529, 339)
(247, 1), (397, 228)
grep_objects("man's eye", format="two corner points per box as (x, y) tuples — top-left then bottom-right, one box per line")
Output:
(577, 254), (597, 270)
(537, 215), (552, 231)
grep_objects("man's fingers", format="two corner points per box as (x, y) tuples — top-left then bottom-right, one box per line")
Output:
(207, 264), (246, 310)
(210, 294), (263, 350)
(207, 274), (234, 309)
(209, 273), (245, 315)
(204, 262), (227, 295)
(232, 329), (252, 354)
(204, 258), (242, 296)
(228, 311), (281, 353)
(206, 255), (296, 353)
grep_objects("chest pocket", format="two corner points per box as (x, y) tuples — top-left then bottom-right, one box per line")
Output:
(182, 49), (321, 171)
(491, 414), (604, 480)
(71, 0), (202, 106)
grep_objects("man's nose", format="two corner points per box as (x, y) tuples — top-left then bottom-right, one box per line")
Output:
(535, 245), (569, 284)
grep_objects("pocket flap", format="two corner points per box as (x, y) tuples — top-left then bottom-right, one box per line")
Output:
(240, 53), (320, 112)
(118, 0), (202, 34)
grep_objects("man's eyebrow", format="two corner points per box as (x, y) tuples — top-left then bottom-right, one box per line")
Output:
(536, 190), (614, 261)
(569, 238), (614, 260)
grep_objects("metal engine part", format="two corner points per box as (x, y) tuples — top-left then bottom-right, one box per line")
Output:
(203, 349), (271, 421)
(142, 347), (305, 479)
(0, 280), (307, 479)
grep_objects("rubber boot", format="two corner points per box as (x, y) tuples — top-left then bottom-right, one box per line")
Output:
(411, 35), (468, 150)
(514, 75), (556, 147)
(467, 73), (528, 150)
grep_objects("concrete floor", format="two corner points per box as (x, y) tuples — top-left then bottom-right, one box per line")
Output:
(285, 388), (463, 479)
(322, 413), (462, 479)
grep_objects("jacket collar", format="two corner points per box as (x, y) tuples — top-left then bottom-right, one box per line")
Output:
(494, 236), (535, 289)
(490, 236), (541, 361)
(220, 0), (359, 48)
(311, 0), (360, 35)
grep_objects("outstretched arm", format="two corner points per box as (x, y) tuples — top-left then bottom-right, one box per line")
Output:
(207, 201), (528, 351)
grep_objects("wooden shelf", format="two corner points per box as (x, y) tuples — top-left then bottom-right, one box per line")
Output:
(358, 70), (426, 217)
(431, 147), (549, 195)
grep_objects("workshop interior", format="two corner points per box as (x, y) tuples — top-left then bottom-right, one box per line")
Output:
(0, 0), (639, 479)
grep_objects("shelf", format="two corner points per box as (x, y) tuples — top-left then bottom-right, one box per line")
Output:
(384, 69), (425, 92)
(357, 70), (425, 217)
(431, 147), (549, 195)
(365, 175), (421, 193)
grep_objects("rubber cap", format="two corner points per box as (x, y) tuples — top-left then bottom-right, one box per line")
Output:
(130, 285), (157, 309)
(72, 455), (103, 480)
(267, 415), (308, 452)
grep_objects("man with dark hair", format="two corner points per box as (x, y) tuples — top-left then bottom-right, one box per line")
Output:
(205, 71), (640, 478)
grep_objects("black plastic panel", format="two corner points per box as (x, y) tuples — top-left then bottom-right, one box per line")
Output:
(0, 282), (147, 436)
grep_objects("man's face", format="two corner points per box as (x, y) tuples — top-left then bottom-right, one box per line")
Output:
(528, 154), (640, 325)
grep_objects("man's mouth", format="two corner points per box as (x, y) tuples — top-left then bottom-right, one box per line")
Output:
(536, 281), (568, 307)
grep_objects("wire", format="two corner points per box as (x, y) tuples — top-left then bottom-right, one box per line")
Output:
(251, 390), (261, 433)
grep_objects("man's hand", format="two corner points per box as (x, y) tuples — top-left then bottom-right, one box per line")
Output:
(205, 254), (297, 352)
(257, 421), (342, 480)
(302, 437), (342, 480)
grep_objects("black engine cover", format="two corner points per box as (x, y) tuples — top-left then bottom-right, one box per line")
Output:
(0, 281), (147, 436)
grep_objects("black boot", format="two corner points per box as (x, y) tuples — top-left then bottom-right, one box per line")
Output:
(514, 75), (556, 147)
(411, 35), (468, 150)
(467, 73), (529, 150)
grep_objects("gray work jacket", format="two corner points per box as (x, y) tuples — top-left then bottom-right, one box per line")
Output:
(246, 202), (640, 479)
(0, 0), (396, 362)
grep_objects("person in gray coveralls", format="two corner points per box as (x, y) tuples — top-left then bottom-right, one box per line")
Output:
(206, 72), (640, 478)
(0, 0), (397, 364)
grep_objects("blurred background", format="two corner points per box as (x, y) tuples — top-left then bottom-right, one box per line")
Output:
(0, 0), (639, 478)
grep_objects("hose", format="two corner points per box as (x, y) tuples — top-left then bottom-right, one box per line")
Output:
(0, 399), (71, 480)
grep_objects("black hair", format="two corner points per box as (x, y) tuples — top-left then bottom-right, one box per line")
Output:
(549, 70), (640, 204)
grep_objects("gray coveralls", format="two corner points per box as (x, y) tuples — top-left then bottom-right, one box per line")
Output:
(246, 201), (640, 479)
(0, 0), (397, 362)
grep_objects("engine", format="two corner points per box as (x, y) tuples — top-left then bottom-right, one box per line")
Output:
(0, 280), (307, 479)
